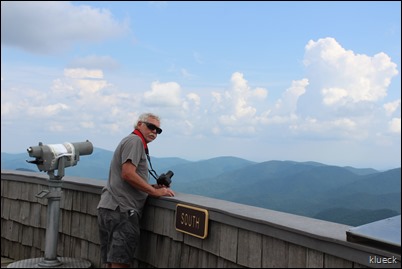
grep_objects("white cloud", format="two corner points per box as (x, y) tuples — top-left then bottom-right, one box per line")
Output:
(27, 103), (69, 118)
(333, 118), (356, 129)
(383, 99), (401, 116)
(52, 69), (116, 106)
(304, 37), (398, 107)
(322, 87), (348, 105)
(1, 29), (400, 169)
(64, 68), (104, 79)
(143, 81), (182, 107)
(48, 122), (66, 132)
(186, 93), (200, 106)
(215, 72), (268, 133)
(182, 93), (201, 113)
(76, 79), (111, 96)
(253, 87), (268, 99)
(210, 92), (222, 111)
(389, 118), (401, 134)
(274, 79), (308, 115)
(1, 1), (128, 54)
(1, 103), (16, 117)
(80, 121), (95, 129)
(69, 55), (120, 71)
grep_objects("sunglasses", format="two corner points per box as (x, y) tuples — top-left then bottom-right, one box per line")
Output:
(142, 122), (162, 134)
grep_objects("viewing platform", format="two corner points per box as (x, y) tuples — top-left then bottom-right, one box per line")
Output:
(1, 170), (400, 268)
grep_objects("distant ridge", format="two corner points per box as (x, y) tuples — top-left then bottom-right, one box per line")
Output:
(2, 148), (400, 226)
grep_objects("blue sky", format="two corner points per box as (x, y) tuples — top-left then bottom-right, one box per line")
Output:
(1, 1), (401, 170)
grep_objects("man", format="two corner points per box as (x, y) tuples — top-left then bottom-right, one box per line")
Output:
(97, 112), (175, 268)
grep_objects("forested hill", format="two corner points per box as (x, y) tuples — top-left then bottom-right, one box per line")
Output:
(2, 148), (400, 226)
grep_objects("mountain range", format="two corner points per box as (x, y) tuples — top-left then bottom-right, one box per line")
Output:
(2, 148), (400, 226)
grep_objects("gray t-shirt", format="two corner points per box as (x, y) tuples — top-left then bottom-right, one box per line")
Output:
(97, 133), (149, 214)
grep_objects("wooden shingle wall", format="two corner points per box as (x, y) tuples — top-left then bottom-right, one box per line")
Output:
(2, 170), (400, 268)
(1, 172), (102, 267)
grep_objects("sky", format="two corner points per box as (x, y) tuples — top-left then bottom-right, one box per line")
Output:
(1, 1), (401, 170)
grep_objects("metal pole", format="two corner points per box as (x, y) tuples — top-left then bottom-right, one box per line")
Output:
(37, 159), (65, 267)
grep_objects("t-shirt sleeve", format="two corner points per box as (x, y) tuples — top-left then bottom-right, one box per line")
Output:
(121, 136), (144, 167)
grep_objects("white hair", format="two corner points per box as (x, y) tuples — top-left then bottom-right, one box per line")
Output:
(135, 112), (161, 127)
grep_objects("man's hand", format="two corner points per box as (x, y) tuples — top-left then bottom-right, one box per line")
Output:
(152, 184), (175, 197)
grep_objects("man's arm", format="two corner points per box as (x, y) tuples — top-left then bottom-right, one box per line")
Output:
(121, 161), (174, 197)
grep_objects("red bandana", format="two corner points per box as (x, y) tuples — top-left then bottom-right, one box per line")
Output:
(133, 129), (149, 154)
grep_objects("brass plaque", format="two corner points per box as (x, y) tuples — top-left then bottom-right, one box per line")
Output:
(175, 203), (209, 239)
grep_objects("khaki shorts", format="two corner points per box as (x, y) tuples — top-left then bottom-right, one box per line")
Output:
(97, 207), (140, 265)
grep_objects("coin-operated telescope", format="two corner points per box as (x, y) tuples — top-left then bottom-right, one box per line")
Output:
(27, 141), (93, 178)
(24, 140), (93, 268)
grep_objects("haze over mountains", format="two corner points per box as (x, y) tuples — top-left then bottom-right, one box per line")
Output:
(2, 147), (400, 227)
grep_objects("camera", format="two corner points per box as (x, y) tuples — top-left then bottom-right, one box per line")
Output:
(27, 140), (93, 172)
(157, 170), (174, 187)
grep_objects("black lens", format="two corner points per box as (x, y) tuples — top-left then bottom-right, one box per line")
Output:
(166, 170), (174, 177)
(144, 122), (162, 134)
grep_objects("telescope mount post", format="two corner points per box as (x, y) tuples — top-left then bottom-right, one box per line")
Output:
(36, 157), (66, 267)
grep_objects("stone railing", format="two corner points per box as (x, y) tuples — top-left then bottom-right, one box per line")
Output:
(1, 170), (400, 268)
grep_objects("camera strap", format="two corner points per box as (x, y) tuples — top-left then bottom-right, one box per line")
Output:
(132, 130), (159, 180)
